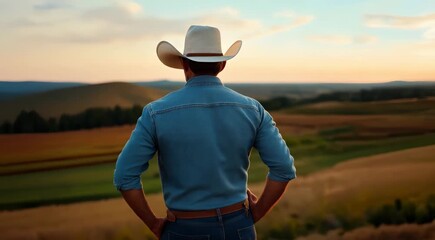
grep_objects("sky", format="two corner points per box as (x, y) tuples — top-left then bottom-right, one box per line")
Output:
(0, 0), (434, 83)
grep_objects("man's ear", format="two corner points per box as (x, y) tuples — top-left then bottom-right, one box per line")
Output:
(219, 61), (226, 72)
(181, 57), (189, 71)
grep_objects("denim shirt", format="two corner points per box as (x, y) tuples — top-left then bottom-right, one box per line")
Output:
(114, 75), (296, 210)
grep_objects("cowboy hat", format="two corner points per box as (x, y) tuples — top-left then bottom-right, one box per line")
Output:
(156, 25), (242, 69)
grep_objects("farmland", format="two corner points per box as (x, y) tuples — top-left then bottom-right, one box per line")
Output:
(1, 145), (434, 240)
(1, 103), (435, 209)
(1, 95), (434, 239)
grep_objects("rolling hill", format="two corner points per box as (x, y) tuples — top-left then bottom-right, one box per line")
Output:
(2, 79), (435, 122)
(0, 81), (88, 101)
(4, 80), (434, 102)
(0, 82), (167, 122)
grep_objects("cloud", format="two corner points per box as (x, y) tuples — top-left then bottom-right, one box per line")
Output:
(245, 15), (314, 39)
(308, 35), (353, 45)
(365, 13), (435, 40)
(6, 2), (313, 44)
(364, 13), (435, 29)
(308, 34), (378, 45)
(61, 5), (255, 43)
(241, 10), (314, 39)
(118, 0), (142, 14)
(354, 35), (378, 44)
(192, 7), (262, 32)
(424, 27), (435, 39)
(307, 35), (378, 45)
(66, 5), (312, 43)
(274, 10), (297, 19)
(33, 1), (72, 11)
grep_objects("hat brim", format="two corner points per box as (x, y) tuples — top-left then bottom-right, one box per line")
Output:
(156, 40), (242, 69)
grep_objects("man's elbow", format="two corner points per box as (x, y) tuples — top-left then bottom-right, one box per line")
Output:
(268, 160), (297, 182)
(113, 170), (143, 191)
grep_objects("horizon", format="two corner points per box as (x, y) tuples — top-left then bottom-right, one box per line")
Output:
(1, 79), (435, 85)
(1, 1), (434, 83)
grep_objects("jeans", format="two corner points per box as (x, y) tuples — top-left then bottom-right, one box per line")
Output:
(160, 209), (256, 240)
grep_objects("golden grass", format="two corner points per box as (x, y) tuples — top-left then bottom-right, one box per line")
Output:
(297, 221), (435, 240)
(0, 194), (164, 240)
(2, 145), (434, 240)
(255, 145), (435, 233)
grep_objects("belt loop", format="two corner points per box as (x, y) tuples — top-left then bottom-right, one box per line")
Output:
(244, 198), (250, 216)
(216, 208), (223, 224)
(166, 209), (176, 222)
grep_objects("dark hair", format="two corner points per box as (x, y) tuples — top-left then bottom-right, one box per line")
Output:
(185, 59), (223, 76)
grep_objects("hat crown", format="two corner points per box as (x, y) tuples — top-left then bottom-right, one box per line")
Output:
(183, 25), (223, 55)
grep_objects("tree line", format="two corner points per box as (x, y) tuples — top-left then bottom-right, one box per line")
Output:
(0, 105), (143, 134)
(260, 86), (435, 111)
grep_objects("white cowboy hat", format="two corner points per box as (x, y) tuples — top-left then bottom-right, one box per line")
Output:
(156, 25), (242, 69)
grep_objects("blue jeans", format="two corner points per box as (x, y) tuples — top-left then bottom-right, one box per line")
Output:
(161, 209), (256, 240)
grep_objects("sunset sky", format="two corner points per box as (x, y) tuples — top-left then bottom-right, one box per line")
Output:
(0, 0), (434, 83)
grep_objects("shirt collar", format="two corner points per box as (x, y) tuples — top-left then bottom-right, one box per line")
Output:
(185, 75), (223, 87)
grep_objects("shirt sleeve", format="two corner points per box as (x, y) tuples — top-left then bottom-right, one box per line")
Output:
(253, 103), (296, 182)
(113, 105), (157, 191)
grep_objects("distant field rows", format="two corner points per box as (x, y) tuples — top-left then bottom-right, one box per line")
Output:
(285, 98), (435, 115)
(2, 113), (434, 174)
(0, 125), (133, 165)
(0, 125), (133, 175)
(273, 113), (435, 136)
(1, 131), (434, 210)
(1, 113), (435, 210)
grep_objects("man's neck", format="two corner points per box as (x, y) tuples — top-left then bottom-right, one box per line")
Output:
(185, 74), (216, 82)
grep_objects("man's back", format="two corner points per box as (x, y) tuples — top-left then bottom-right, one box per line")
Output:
(150, 75), (261, 210)
(114, 75), (295, 211)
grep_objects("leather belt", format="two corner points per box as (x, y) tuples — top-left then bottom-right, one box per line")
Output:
(166, 199), (249, 222)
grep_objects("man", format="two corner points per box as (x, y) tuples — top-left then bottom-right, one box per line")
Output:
(114, 25), (296, 239)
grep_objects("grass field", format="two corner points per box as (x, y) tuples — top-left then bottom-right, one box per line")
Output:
(297, 221), (435, 240)
(1, 112), (435, 210)
(1, 145), (433, 240)
(1, 97), (435, 239)
(255, 145), (435, 239)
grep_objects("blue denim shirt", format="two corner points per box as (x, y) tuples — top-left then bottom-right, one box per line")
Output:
(114, 75), (296, 210)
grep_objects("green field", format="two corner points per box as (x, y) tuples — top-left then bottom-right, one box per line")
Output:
(285, 98), (435, 115)
(1, 128), (434, 210)
(1, 98), (435, 211)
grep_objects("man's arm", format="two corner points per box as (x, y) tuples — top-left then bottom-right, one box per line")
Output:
(250, 102), (296, 222)
(121, 189), (166, 238)
(248, 178), (289, 223)
(114, 106), (163, 237)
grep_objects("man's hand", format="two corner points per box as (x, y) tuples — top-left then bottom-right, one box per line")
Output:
(247, 178), (290, 223)
(120, 189), (166, 239)
(247, 188), (262, 223)
(150, 218), (167, 239)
